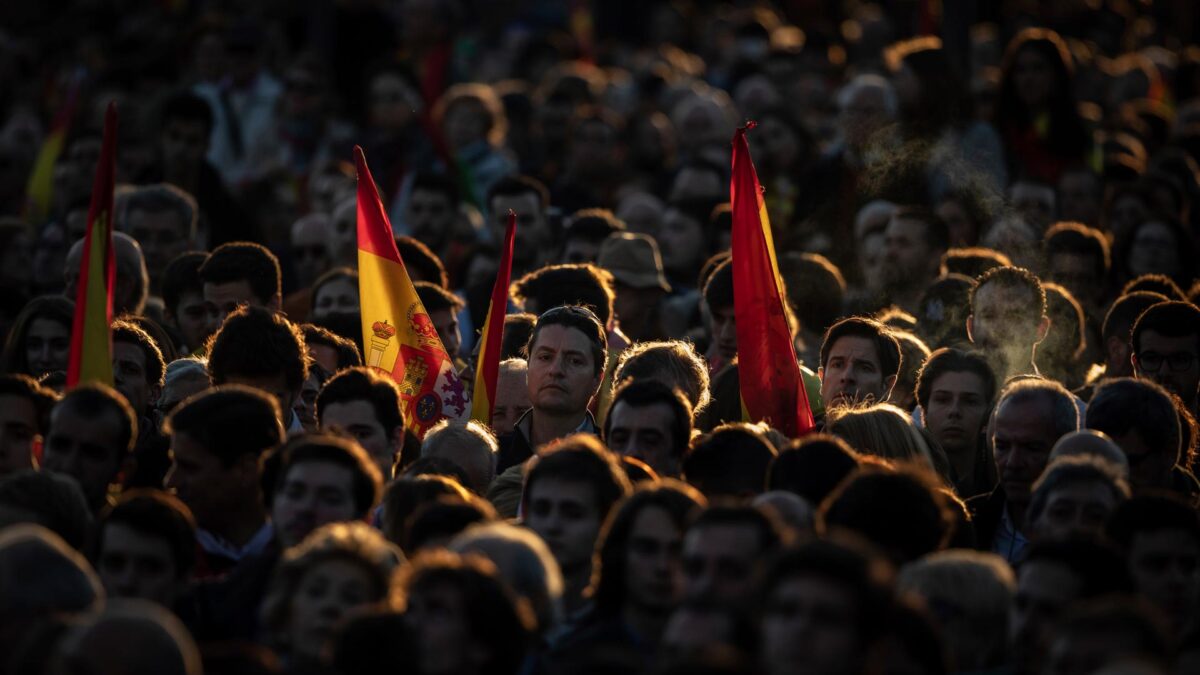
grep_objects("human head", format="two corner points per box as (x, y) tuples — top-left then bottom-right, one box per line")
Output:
(889, 330), (931, 412)
(164, 386), (283, 535)
(310, 267), (359, 321)
(521, 434), (632, 577)
(301, 323), (361, 374)
(1043, 221), (1110, 310)
(991, 378), (1079, 510)
(1042, 597), (1173, 675)
(882, 206), (950, 292)
(158, 90), (213, 170)
(110, 319), (165, 417)
(836, 73), (897, 150)
(511, 264), (615, 330)
(413, 281), (464, 361)
(1085, 377), (1182, 492)
(491, 358), (530, 434)
(915, 347), (996, 462)
(379, 474), (471, 547)
(684, 423), (777, 500)
(0, 469), (91, 551)
(524, 305), (607, 420)
(44, 383), (137, 512)
(58, 600), (203, 675)
(1026, 456), (1130, 541)
(1101, 291), (1170, 377)
(420, 420), (497, 495)
(1009, 180), (1057, 231)
(702, 258), (737, 365)
(260, 522), (401, 662)
(94, 489), (196, 607)
(64, 233), (150, 317)
(613, 340), (711, 416)
(486, 175), (550, 272)
(1131, 301), (1200, 409)
(915, 274), (975, 349)
(262, 433), (384, 549)
(819, 317), (902, 408)
(433, 82), (507, 151)
(157, 357), (209, 417)
(1048, 430), (1130, 477)
(682, 504), (785, 607)
(767, 434), (861, 507)
(449, 521), (563, 636)
(394, 235), (449, 288)
(317, 366), (405, 480)
(289, 213), (335, 289)
(827, 403), (935, 468)
(781, 252), (846, 338)
(0, 374), (57, 475)
(160, 252), (211, 353)
(967, 266), (1049, 380)
(116, 184), (197, 291)
(206, 306), (308, 423)
(941, 247), (1013, 278)
(198, 242), (283, 335)
(604, 379), (693, 479)
(1, 295), (73, 378)
(1106, 495), (1200, 634)
(563, 209), (627, 265)
(0, 524), (102, 623)
(405, 171), (459, 253)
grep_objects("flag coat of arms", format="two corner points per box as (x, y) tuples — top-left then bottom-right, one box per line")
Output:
(355, 146), (467, 438)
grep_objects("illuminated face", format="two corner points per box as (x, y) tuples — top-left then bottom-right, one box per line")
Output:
(526, 325), (602, 418)
(819, 336), (892, 408)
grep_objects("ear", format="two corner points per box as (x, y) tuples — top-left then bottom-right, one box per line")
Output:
(883, 374), (898, 400)
(966, 315), (975, 343)
(1034, 315), (1051, 344)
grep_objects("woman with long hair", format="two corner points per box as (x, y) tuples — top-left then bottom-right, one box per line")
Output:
(1, 296), (74, 379)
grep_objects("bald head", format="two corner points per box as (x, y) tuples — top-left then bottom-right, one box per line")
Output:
(62, 600), (202, 675)
(1049, 430), (1130, 477)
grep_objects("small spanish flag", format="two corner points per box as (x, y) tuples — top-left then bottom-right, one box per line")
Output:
(66, 102), (117, 388)
(730, 123), (815, 437)
(355, 146), (468, 439)
(24, 73), (82, 223)
(471, 210), (516, 424)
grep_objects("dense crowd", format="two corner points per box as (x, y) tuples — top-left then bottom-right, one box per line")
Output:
(1, 1), (1200, 674)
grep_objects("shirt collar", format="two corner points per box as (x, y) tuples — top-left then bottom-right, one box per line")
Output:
(197, 522), (275, 562)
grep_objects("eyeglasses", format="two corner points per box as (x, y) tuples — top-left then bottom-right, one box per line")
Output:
(1137, 351), (1197, 373)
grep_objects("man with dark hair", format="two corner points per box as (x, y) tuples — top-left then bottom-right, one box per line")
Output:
(1043, 221), (1110, 313)
(206, 305), (307, 432)
(317, 366), (406, 480)
(613, 340), (711, 416)
(561, 209), (626, 265)
(682, 504), (785, 607)
(164, 386), (284, 576)
(111, 320), (166, 421)
(395, 235), (450, 288)
(767, 434), (861, 507)
(702, 258), (738, 372)
(43, 383), (137, 513)
(915, 348), (998, 498)
(300, 323), (362, 375)
(161, 252), (212, 355)
(1107, 495), (1200, 636)
(604, 379), (693, 478)
(1131, 300), (1200, 416)
(0, 374), (57, 476)
(1086, 377), (1194, 495)
(967, 266), (1050, 383)
(1095, 291), (1170, 384)
(941, 247), (1012, 278)
(198, 242), (282, 336)
(404, 171), (460, 268)
(684, 423), (778, 500)
(819, 316), (902, 410)
(414, 281), (466, 363)
(497, 305), (607, 471)
(970, 379), (1080, 563)
(881, 206), (950, 314)
(116, 184), (198, 295)
(1025, 456), (1130, 541)
(511, 263), (617, 334)
(487, 175), (552, 277)
(94, 489), (197, 608)
(521, 434), (632, 615)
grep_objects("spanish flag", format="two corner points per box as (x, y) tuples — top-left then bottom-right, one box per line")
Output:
(355, 146), (467, 438)
(730, 123), (815, 437)
(24, 73), (81, 223)
(66, 103), (117, 388)
(471, 210), (516, 424)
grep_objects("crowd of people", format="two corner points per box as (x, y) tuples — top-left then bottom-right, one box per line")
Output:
(1, 1), (1200, 674)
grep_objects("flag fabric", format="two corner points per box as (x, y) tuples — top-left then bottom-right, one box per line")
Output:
(355, 145), (468, 438)
(471, 210), (517, 424)
(24, 73), (82, 223)
(66, 102), (117, 388)
(730, 122), (816, 437)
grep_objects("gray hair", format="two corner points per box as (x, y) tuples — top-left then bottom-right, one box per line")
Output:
(996, 378), (1080, 441)
(449, 521), (563, 634)
(836, 74), (898, 118)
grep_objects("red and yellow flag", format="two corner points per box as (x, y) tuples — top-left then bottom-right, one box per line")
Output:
(66, 102), (117, 387)
(471, 210), (517, 424)
(730, 123), (816, 437)
(355, 146), (468, 438)
(24, 73), (82, 223)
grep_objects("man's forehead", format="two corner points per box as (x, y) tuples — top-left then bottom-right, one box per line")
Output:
(975, 281), (1033, 307)
(610, 400), (673, 428)
(203, 280), (256, 302)
(321, 399), (382, 426)
(530, 477), (596, 503)
(285, 460), (354, 486)
(532, 325), (594, 353)
(828, 335), (880, 362)
(1139, 329), (1200, 354)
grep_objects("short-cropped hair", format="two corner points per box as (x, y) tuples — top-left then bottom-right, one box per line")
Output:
(768, 434), (861, 506)
(684, 423), (778, 499)
(521, 434), (631, 517)
(161, 251), (206, 317)
(605, 379), (693, 458)
(301, 324), (362, 371)
(526, 305), (608, 377)
(414, 281), (465, 314)
(613, 340), (710, 414)
(996, 378), (1079, 441)
(165, 385), (284, 466)
(206, 306), (307, 394)
(1102, 291), (1169, 345)
(0, 374), (58, 434)
(0, 470), (92, 550)
(1026, 455), (1131, 527)
(512, 264), (615, 329)
(1131, 300), (1200, 356)
(0, 524), (102, 617)
(198, 242), (281, 305)
(98, 489), (197, 579)
(317, 367), (405, 441)
(820, 317), (902, 380)
(450, 521), (564, 634)
(112, 319), (167, 387)
(941, 247), (1012, 278)
(118, 183), (198, 242)
(261, 433), (383, 519)
(56, 383), (138, 459)
(1043, 221), (1111, 277)
(1085, 377), (1180, 466)
(915, 348), (997, 413)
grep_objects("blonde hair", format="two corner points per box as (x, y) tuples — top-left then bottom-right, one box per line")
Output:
(827, 403), (933, 466)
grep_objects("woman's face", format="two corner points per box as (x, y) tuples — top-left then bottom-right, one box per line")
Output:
(1129, 221), (1180, 278)
(288, 559), (378, 661)
(1013, 46), (1055, 109)
(25, 317), (69, 377)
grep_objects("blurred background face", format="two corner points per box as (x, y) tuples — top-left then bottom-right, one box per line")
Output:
(369, 73), (420, 131)
(1127, 221), (1180, 278)
(1013, 46), (1055, 108)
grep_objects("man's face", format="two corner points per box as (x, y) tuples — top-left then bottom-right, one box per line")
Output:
(1010, 182), (1055, 229)
(312, 277), (359, 321)
(969, 282), (1042, 376)
(682, 523), (761, 605)
(203, 280), (264, 336)
(527, 325), (601, 418)
(762, 576), (861, 675)
(819, 335), (892, 408)
(1134, 330), (1200, 406)
(1029, 480), (1118, 541)
(112, 341), (157, 415)
(294, 371), (322, 433)
(524, 478), (602, 573)
(607, 400), (680, 477)
(1128, 529), (1200, 631)
(223, 372), (296, 427)
(429, 308), (461, 361)
(319, 399), (398, 480)
(160, 119), (208, 169)
(624, 505), (685, 613)
(290, 219), (334, 289)
(97, 523), (180, 607)
(271, 460), (359, 549)
(490, 193), (547, 267)
(165, 431), (255, 529)
(658, 209), (706, 280)
(1107, 428), (1175, 492)
(289, 558), (377, 661)
(1058, 173), (1100, 225)
(1047, 253), (1101, 310)
(838, 87), (890, 149)
(43, 406), (125, 510)
(992, 397), (1061, 506)
(407, 189), (455, 251)
(708, 305), (737, 365)
(491, 366), (531, 434)
(0, 394), (39, 475)
(168, 290), (213, 353)
(1010, 560), (1083, 658)
(882, 216), (937, 289)
(923, 371), (989, 458)
(126, 209), (189, 288)
(561, 237), (602, 265)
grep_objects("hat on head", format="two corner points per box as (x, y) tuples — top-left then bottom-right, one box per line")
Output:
(597, 233), (672, 293)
